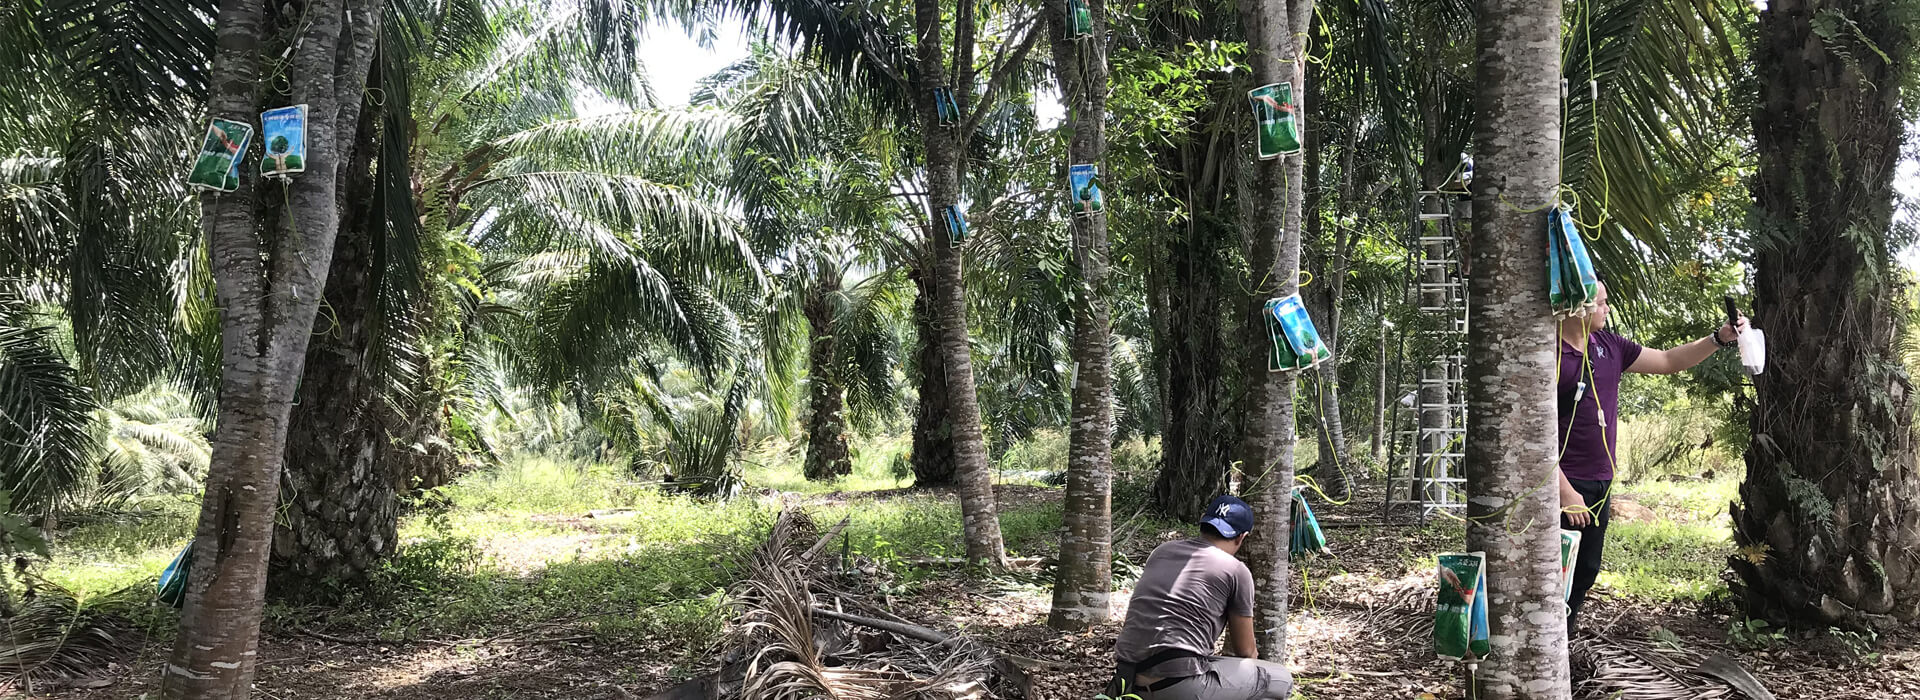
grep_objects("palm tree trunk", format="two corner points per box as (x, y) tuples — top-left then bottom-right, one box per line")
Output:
(1733, 0), (1920, 626)
(1044, 0), (1114, 631)
(804, 276), (853, 481)
(910, 269), (959, 487)
(1461, 0), (1569, 692)
(1150, 114), (1238, 520)
(165, 1), (381, 697)
(1236, 0), (1312, 659)
(1372, 301), (1388, 463)
(911, 0), (1006, 567)
(272, 109), (402, 596)
(1301, 79), (1352, 500)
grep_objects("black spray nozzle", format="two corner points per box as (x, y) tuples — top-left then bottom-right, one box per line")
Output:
(1723, 296), (1741, 328)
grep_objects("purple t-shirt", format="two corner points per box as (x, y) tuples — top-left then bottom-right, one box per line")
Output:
(1557, 329), (1643, 481)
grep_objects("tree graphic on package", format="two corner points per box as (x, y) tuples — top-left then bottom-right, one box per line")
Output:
(269, 135), (292, 172)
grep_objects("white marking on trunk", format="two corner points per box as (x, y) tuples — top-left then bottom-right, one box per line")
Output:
(211, 661), (241, 669)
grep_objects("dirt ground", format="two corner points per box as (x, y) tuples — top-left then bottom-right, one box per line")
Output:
(28, 486), (1920, 700)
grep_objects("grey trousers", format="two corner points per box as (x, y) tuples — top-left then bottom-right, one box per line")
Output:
(1141, 657), (1295, 700)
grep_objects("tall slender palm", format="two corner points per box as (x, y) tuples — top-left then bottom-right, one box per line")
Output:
(1462, 0), (1570, 692)
(1236, 0), (1314, 661)
(1042, 0), (1115, 630)
(696, 47), (917, 482)
(159, 0), (385, 694)
(712, 0), (1044, 566)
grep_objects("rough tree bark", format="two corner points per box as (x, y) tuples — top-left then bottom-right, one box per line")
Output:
(907, 0), (1039, 567)
(1043, 0), (1114, 630)
(1235, 0), (1312, 659)
(911, 270), (959, 487)
(1733, 0), (1920, 626)
(804, 271), (854, 481)
(1460, 0), (1569, 692)
(272, 110), (403, 595)
(165, 0), (381, 697)
(1150, 105), (1240, 520)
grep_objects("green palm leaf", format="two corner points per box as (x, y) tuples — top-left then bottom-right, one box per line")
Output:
(0, 294), (94, 514)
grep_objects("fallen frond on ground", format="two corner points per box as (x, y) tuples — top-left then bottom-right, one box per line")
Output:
(696, 505), (1010, 700)
(0, 582), (144, 693)
(1573, 637), (1739, 700)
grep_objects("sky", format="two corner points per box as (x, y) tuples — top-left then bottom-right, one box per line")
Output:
(639, 20), (749, 106)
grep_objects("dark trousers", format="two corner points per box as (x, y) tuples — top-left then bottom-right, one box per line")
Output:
(1558, 478), (1611, 632)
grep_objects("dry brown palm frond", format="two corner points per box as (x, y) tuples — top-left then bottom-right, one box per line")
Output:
(0, 583), (143, 688)
(742, 660), (908, 700)
(890, 641), (994, 700)
(1573, 637), (1733, 700)
(730, 505), (997, 700)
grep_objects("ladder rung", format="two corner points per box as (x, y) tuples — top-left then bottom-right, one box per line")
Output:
(1418, 213), (1452, 221)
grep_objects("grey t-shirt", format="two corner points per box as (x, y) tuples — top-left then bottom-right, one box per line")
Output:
(1114, 537), (1257, 679)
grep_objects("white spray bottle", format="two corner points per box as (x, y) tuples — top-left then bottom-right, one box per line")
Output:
(1725, 297), (1765, 376)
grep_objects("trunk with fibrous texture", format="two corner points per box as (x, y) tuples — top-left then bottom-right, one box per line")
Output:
(909, 0), (1013, 567)
(1460, 0), (1569, 692)
(1372, 308), (1387, 463)
(270, 109), (404, 596)
(1733, 0), (1920, 627)
(1235, 0), (1312, 660)
(910, 269), (959, 487)
(165, 1), (382, 697)
(1149, 107), (1239, 521)
(803, 273), (853, 481)
(1043, 0), (1114, 631)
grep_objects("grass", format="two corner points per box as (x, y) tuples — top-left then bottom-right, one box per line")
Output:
(739, 433), (914, 494)
(256, 449), (1074, 671)
(40, 497), (197, 597)
(29, 426), (1748, 684)
(1604, 472), (1740, 603)
(1600, 517), (1731, 602)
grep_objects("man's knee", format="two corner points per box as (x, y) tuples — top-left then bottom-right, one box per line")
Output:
(1207, 657), (1294, 700)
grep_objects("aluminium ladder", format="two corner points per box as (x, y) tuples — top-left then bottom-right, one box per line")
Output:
(1389, 191), (1470, 520)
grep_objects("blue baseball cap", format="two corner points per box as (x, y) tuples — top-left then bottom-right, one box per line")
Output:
(1199, 495), (1255, 538)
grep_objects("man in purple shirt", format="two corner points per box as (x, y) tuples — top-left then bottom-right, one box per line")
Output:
(1558, 282), (1746, 631)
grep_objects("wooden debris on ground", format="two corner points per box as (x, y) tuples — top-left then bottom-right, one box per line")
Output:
(679, 506), (1014, 700)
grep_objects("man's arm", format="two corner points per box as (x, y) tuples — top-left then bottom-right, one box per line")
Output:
(1225, 615), (1257, 658)
(1627, 317), (1747, 375)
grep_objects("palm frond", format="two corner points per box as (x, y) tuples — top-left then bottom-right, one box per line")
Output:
(30, 0), (216, 120)
(1560, 0), (1748, 310)
(834, 268), (910, 427)
(0, 295), (93, 515)
(713, 0), (916, 121)
(489, 109), (743, 174)
(0, 582), (144, 688)
(0, 156), (68, 275)
(442, 0), (668, 110)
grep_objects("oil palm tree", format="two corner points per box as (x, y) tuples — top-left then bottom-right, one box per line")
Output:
(694, 47), (918, 482)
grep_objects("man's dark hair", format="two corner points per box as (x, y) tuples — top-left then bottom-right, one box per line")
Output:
(1200, 521), (1227, 539)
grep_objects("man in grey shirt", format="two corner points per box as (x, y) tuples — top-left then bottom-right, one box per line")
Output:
(1109, 495), (1294, 700)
